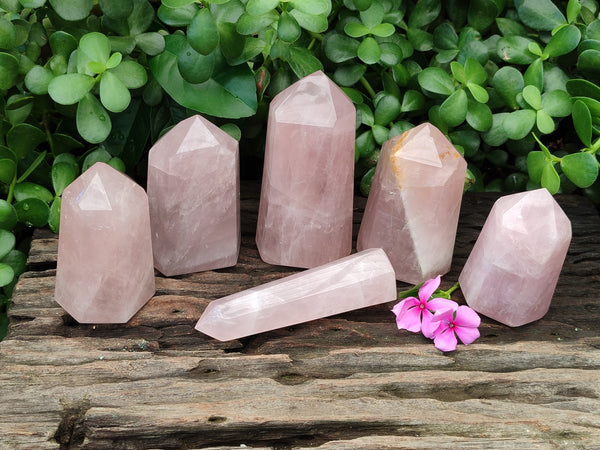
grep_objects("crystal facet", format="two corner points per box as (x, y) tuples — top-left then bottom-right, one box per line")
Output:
(195, 248), (397, 341)
(459, 188), (572, 327)
(147, 115), (240, 276)
(55, 162), (155, 323)
(357, 123), (467, 284)
(256, 70), (356, 268)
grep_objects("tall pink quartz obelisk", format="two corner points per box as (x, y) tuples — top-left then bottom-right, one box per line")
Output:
(147, 115), (240, 276)
(256, 70), (356, 268)
(357, 123), (467, 284)
(459, 188), (571, 327)
(54, 162), (155, 323)
(195, 248), (397, 341)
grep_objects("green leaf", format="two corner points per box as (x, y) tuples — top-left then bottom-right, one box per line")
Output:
(49, 31), (77, 57)
(577, 49), (600, 77)
(149, 35), (257, 118)
(246, 0), (278, 15)
(161, 0), (195, 7)
(379, 42), (403, 66)
(52, 161), (78, 196)
(561, 152), (599, 188)
(536, 109), (555, 134)
(541, 162), (560, 194)
(408, 0), (441, 29)
(360, 166), (376, 196)
(236, 11), (278, 35)
(545, 24), (581, 57)
(48, 197), (60, 233)
(468, 0), (500, 31)
(357, 36), (381, 64)
(360, 1), (384, 29)
(76, 93), (112, 144)
(288, 9), (328, 33)
(82, 148), (111, 172)
(523, 85), (542, 110)
(48, 74), (95, 105)
(105, 52), (122, 70)
(188, 8), (220, 55)
(13, 197), (49, 227)
(482, 113), (509, 146)
(418, 67), (455, 96)
(99, 71), (130, 113)
(496, 17), (528, 36)
(24, 65), (54, 95)
(503, 109), (536, 139)
(523, 57), (543, 91)
(107, 156), (126, 172)
(16, 150), (47, 184)
(567, 0), (582, 24)
(334, 64), (365, 87)
(48, 0), (93, 21)
(439, 89), (468, 127)
(541, 90), (572, 117)
(7, 123), (46, 159)
(0, 263), (14, 288)
(407, 27), (433, 52)
(371, 23), (395, 37)
(108, 60), (147, 89)
(79, 32), (111, 64)
(450, 61), (467, 84)
(573, 99), (592, 147)
(496, 36), (537, 64)
(514, 0), (566, 31)
(356, 129), (375, 157)
(157, 3), (197, 26)
(51, 135), (84, 157)
(0, 17), (16, 49)
(0, 53), (18, 90)
(289, 0), (328, 15)
(467, 83), (489, 103)
(345, 22), (370, 38)
(14, 182), (53, 203)
(99, 0), (133, 18)
(323, 33), (360, 63)
(401, 90), (425, 112)
(176, 43), (214, 84)
(492, 66), (524, 109)
(374, 94), (401, 125)
(0, 158), (15, 184)
(278, 11), (301, 43)
(288, 46), (323, 79)
(217, 22), (245, 62)
(2, 248), (26, 278)
(566, 78), (600, 101)
(466, 99), (493, 131)
(527, 151), (546, 184)
(0, 200), (17, 230)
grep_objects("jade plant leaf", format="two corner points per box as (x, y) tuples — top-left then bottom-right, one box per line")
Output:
(100, 71), (131, 113)
(52, 161), (79, 196)
(503, 109), (536, 139)
(527, 150), (546, 183)
(188, 7), (220, 55)
(572, 99), (592, 147)
(48, 73), (95, 105)
(440, 89), (468, 127)
(48, 0), (93, 21)
(560, 152), (599, 188)
(76, 93), (112, 144)
(514, 0), (566, 31)
(6, 123), (46, 159)
(0, 53), (18, 90)
(246, 0), (278, 15)
(108, 60), (147, 89)
(13, 182), (53, 203)
(0, 200), (17, 230)
(544, 24), (580, 57)
(541, 162), (560, 194)
(288, 46), (323, 79)
(418, 67), (455, 96)
(13, 197), (49, 227)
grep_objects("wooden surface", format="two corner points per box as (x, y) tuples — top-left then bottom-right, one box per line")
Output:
(1, 185), (600, 449)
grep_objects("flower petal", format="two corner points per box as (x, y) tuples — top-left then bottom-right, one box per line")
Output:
(455, 325), (480, 346)
(433, 328), (458, 352)
(427, 298), (458, 314)
(421, 309), (440, 338)
(392, 297), (418, 317)
(454, 305), (481, 328)
(395, 303), (423, 333)
(418, 275), (441, 302)
(431, 307), (455, 323)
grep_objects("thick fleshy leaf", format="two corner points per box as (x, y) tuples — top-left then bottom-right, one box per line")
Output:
(0, 158), (16, 184)
(289, 9), (328, 33)
(0, 200), (17, 230)
(492, 66), (523, 109)
(522, 85), (542, 110)
(572, 100), (592, 147)
(536, 109), (555, 134)
(6, 123), (46, 159)
(514, 0), (566, 31)
(408, 0), (441, 29)
(418, 67), (455, 95)
(177, 44), (214, 84)
(24, 65), (54, 95)
(464, 57), (487, 84)
(48, 0), (93, 21)
(545, 24), (581, 57)
(0, 16), (16, 49)
(157, 4), (196, 26)
(99, 71), (131, 113)
(52, 161), (78, 196)
(496, 35), (536, 64)
(468, 0), (499, 31)
(14, 182), (53, 203)
(79, 32), (111, 64)
(401, 90), (425, 112)
(357, 36), (381, 64)
(561, 152), (599, 188)
(577, 49), (600, 77)
(374, 93), (401, 125)
(289, 0), (328, 15)
(278, 11), (301, 43)
(541, 162), (560, 194)
(48, 73), (95, 105)
(0, 52), (18, 90)
(334, 64), (366, 87)
(345, 22), (370, 38)
(13, 197), (50, 227)
(0, 262), (14, 287)
(188, 7), (220, 55)
(98, 0), (132, 18)
(440, 89), (468, 127)
(503, 109), (536, 139)
(566, 78), (600, 101)
(246, 0), (278, 15)
(76, 93), (112, 144)
(218, 22), (245, 62)
(49, 31), (77, 57)
(288, 46), (323, 79)
(108, 60), (147, 89)
(48, 197), (60, 233)
(527, 151), (546, 183)
(541, 90), (572, 117)
(466, 99), (492, 131)
(523, 57), (543, 92)
(236, 11), (278, 35)
(467, 83), (489, 103)
(323, 32), (360, 63)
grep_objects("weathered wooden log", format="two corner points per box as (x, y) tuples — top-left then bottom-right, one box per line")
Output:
(1, 185), (599, 449)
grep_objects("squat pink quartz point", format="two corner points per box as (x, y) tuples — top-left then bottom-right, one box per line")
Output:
(357, 123), (467, 284)
(54, 162), (155, 323)
(195, 248), (397, 342)
(147, 114), (240, 276)
(256, 70), (356, 269)
(459, 188), (572, 327)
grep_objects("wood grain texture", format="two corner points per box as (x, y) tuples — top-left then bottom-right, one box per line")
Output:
(1, 185), (600, 449)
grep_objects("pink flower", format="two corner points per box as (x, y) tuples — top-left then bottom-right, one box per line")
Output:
(430, 305), (481, 352)
(392, 275), (457, 338)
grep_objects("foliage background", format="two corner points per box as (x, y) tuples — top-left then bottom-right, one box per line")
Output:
(0, 0), (599, 338)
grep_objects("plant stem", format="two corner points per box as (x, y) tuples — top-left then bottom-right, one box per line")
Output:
(6, 172), (16, 204)
(360, 76), (377, 100)
(444, 281), (460, 296)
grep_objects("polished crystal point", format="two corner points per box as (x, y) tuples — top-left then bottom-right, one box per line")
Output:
(55, 162), (155, 323)
(147, 115), (240, 276)
(459, 189), (572, 327)
(195, 248), (397, 341)
(357, 123), (467, 284)
(256, 70), (356, 268)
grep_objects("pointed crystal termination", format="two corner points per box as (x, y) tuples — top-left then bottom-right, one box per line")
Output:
(147, 115), (240, 276)
(459, 189), (571, 327)
(256, 70), (356, 269)
(357, 123), (467, 285)
(55, 162), (155, 323)
(195, 248), (397, 341)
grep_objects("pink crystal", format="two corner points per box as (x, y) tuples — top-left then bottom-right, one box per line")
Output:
(147, 115), (240, 276)
(256, 70), (356, 268)
(195, 248), (397, 341)
(459, 188), (572, 327)
(357, 123), (467, 284)
(54, 162), (155, 323)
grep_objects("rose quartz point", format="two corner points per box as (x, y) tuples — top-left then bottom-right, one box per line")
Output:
(54, 162), (155, 323)
(147, 115), (240, 276)
(357, 123), (467, 284)
(195, 248), (397, 341)
(256, 70), (356, 269)
(459, 188), (572, 327)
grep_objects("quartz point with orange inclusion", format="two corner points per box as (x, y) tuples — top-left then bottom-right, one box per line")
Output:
(195, 248), (397, 341)
(54, 162), (155, 323)
(459, 189), (571, 327)
(357, 123), (467, 284)
(256, 70), (356, 269)
(147, 115), (240, 276)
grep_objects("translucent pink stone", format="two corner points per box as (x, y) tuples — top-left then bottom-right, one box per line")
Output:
(357, 123), (467, 284)
(256, 70), (356, 268)
(147, 115), (240, 276)
(54, 162), (155, 323)
(459, 189), (572, 327)
(195, 248), (397, 341)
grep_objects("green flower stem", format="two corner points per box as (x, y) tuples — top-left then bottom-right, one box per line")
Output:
(397, 283), (422, 299)
(443, 281), (460, 296)
(6, 172), (16, 204)
(360, 76), (377, 100)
